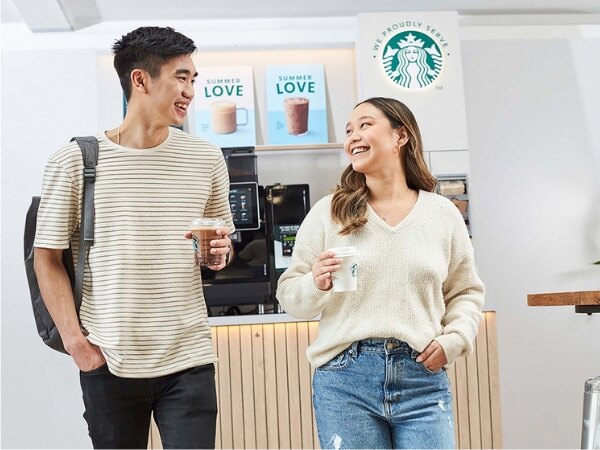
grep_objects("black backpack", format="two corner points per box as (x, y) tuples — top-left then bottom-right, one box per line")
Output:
(24, 137), (99, 354)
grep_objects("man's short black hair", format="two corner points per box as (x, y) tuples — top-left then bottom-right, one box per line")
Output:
(112, 26), (197, 100)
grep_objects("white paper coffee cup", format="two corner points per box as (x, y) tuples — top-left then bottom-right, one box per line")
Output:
(328, 246), (359, 292)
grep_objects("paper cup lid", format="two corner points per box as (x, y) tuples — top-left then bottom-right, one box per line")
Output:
(328, 246), (358, 257)
(191, 218), (225, 227)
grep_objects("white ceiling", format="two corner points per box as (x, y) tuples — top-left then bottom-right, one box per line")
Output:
(3, 0), (600, 32)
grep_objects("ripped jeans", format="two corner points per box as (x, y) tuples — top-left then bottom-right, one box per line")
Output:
(312, 338), (455, 449)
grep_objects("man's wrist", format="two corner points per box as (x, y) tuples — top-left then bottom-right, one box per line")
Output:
(62, 331), (89, 354)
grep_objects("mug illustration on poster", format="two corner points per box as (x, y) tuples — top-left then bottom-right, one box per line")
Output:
(211, 101), (248, 134)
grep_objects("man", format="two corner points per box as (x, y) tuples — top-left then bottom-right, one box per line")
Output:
(34, 26), (233, 449)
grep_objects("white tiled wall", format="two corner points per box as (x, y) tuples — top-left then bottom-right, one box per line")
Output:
(428, 150), (471, 176)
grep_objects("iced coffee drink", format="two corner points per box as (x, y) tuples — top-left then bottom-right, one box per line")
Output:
(191, 218), (225, 266)
(284, 97), (309, 135)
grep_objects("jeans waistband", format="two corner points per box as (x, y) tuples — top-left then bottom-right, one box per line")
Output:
(350, 338), (412, 355)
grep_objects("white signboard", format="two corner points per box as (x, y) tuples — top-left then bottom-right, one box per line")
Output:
(357, 12), (468, 151)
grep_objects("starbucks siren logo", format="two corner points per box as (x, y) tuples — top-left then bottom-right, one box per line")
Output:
(350, 263), (358, 278)
(382, 30), (443, 89)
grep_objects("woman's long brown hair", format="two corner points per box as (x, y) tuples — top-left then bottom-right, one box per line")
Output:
(331, 97), (436, 235)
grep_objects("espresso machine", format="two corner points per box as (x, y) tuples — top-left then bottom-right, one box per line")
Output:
(202, 148), (271, 311)
(202, 147), (311, 315)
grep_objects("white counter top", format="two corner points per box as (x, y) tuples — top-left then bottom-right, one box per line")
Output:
(208, 309), (496, 327)
(208, 313), (318, 326)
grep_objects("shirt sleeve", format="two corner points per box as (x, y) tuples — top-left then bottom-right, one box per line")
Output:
(203, 151), (235, 234)
(34, 159), (79, 249)
(276, 199), (331, 319)
(436, 209), (485, 365)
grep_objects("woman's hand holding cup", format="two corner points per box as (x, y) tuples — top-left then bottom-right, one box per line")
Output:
(312, 251), (340, 291)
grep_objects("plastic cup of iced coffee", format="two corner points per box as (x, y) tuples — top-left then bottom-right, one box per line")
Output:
(191, 218), (226, 266)
(328, 246), (359, 292)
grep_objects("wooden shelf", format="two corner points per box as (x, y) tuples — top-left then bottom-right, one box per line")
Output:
(255, 143), (343, 152)
(527, 290), (600, 311)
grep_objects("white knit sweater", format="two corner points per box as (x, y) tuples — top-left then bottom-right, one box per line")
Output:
(276, 190), (484, 368)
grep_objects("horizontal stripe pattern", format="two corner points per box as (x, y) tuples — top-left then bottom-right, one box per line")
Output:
(35, 128), (234, 377)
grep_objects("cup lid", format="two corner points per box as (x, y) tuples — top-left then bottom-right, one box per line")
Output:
(191, 218), (225, 227)
(327, 246), (358, 257)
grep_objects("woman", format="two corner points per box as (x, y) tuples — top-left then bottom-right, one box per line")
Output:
(276, 97), (484, 449)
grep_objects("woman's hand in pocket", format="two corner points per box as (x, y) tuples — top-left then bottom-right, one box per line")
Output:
(416, 340), (447, 372)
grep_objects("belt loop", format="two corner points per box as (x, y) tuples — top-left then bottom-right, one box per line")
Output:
(349, 341), (360, 358)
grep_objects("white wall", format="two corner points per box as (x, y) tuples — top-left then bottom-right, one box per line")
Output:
(1, 49), (102, 448)
(463, 37), (600, 447)
(2, 18), (600, 449)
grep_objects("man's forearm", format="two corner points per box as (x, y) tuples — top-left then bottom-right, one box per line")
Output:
(34, 248), (85, 345)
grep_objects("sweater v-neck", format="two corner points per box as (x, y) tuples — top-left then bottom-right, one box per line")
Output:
(366, 190), (426, 232)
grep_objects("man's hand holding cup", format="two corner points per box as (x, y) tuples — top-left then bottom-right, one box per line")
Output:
(185, 218), (231, 271)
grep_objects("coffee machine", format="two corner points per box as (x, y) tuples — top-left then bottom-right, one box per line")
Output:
(202, 147), (312, 315)
(201, 148), (271, 310)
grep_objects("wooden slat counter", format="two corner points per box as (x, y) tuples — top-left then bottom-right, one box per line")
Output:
(149, 312), (502, 449)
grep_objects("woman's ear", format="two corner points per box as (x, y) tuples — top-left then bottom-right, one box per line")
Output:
(396, 126), (409, 147)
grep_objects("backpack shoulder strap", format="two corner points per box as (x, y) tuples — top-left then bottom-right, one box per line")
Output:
(70, 136), (99, 315)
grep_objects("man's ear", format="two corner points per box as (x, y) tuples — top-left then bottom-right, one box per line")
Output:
(131, 69), (147, 93)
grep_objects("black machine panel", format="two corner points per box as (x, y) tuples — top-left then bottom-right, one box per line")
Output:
(229, 182), (260, 231)
(222, 148), (257, 183)
(265, 184), (311, 279)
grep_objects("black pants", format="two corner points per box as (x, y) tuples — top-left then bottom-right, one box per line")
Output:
(79, 363), (217, 449)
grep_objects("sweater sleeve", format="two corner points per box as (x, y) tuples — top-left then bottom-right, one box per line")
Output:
(435, 213), (485, 365)
(276, 198), (331, 320)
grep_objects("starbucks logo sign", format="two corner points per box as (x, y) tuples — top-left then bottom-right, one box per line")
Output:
(379, 30), (444, 89)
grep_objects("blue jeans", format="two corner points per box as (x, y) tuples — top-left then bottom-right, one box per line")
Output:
(80, 363), (217, 449)
(312, 338), (455, 449)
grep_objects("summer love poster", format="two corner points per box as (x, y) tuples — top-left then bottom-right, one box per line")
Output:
(265, 64), (329, 145)
(195, 66), (256, 148)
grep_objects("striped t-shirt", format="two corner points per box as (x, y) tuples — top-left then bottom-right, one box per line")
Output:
(34, 127), (234, 378)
